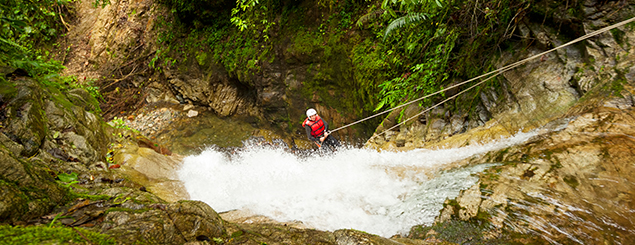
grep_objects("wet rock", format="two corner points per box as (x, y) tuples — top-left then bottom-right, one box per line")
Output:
(456, 183), (481, 221)
(167, 201), (226, 240)
(3, 82), (46, 157)
(101, 209), (186, 244)
(0, 78), (94, 221)
(334, 229), (403, 245)
(168, 77), (254, 117)
(146, 82), (180, 104)
(68, 88), (100, 113)
(187, 109), (199, 117)
(367, 2), (633, 151)
(112, 138), (188, 202)
(226, 222), (336, 245)
(440, 91), (635, 243)
(0, 132), (24, 157)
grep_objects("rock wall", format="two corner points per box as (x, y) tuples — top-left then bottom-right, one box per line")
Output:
(0, 67), (435, 244)
(366, 0), (635, 151)
(0, 70), (225, 243)
(431, 82), (635, 243)
(390, 1), (635, 243)
(0, 72), (109, 222)
(59, 0), (365, 145)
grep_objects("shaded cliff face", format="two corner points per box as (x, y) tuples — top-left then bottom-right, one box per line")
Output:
(366, 1), (635, 151)
(359, 1), (635, 244)
(0, 73), (108, 222)
(0, 71), (225, 243)
(58, 0), (371, 147)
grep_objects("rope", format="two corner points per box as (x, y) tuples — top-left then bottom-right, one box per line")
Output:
(329, 16), (635, 138)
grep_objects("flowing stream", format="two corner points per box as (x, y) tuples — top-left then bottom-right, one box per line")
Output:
(178, 131), (539, 237)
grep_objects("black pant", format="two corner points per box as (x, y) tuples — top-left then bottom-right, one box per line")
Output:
(319, 135), (340, 151)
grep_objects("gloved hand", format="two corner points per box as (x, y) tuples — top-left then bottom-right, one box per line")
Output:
(320, 131), (330, 142)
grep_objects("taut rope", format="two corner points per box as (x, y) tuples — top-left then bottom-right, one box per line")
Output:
(328, 16), (635, 140)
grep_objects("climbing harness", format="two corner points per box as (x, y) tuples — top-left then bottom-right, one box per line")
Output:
(328, 16), (635, 140)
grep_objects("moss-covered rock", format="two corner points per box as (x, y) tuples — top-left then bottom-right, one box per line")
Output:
(2, 78), (47, 157)
(99, 201), (226, 244)
(0, 224), (116, 245)
(224, 222), (336, 245)
(0, 144), (71, 222)
(0, 72), (112, 222)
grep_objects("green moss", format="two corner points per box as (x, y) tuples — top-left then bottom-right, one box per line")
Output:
(287, 28), (322, 56)
(0, 79), (17, 97)
(480, 170), (500, 182)
(105, 207), (152, 214)
(495, 148), (510, 162)
(231, 230), (244, 238)
(608, 74), (626, 97)
(475, 210), (491, 221)
(610, 28), (626, 46)
(407, 224), (432, 239)
(0, 179), (30, 215)
(416, 218), (543, 244)
(0, 225), (115, 245)
(563, 175), (579, 189)
(444, 199), (460, 209)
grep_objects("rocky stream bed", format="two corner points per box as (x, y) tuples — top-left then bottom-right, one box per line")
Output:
(4, 57), (635, 244)
(3, 0), (635, 243)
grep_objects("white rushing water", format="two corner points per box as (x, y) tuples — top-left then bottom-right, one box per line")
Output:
(178, 131), (539, 237)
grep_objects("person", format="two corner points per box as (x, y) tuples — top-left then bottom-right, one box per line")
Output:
(302, 108), (340, 151)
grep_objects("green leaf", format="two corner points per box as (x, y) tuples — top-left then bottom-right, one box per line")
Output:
(57, 172), (78, 183)
(374, 100), (386, 111)
(384, 13), (428, 40)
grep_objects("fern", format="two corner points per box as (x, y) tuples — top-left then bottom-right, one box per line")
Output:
(356, 10), (385, 28)
(384, 13), (428, 40)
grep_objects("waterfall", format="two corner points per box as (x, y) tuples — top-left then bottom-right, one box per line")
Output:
(178, 130), (538, 237)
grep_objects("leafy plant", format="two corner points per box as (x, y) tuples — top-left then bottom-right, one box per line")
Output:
(107, 117), (138, 133)
(57, 172), (78, 183)
(375, 23), (457, 112)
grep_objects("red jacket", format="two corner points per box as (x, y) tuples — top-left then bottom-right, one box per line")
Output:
(303, 115), (326, 138)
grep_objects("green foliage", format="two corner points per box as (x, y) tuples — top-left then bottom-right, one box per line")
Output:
(1, 0), (67, 76)
(230, 0), (278, 41)
(153, 0), (566, 133)
(231, 0), (261, 31)
(196, 51), (208, 66)
(108, 116), (138, 132)
(213, 237), (224, 244)
(381, 0), (445, 39)
(157, 0), (230, 25)
(383, 13), (429, 40)
(374, 24), (457, 111)
(351, 39), (391, 111)
(288, 28), (322, 55)
(152, 8), (270, 83)
(64, 76), (104, 107)
(57, 172), (78, 183)
(0, 225), (115, 245)
(93, 0), (111, 8)
(1, 0), (107, 109)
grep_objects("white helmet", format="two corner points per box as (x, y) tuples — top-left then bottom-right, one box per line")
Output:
(306, 108), (317, 117)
